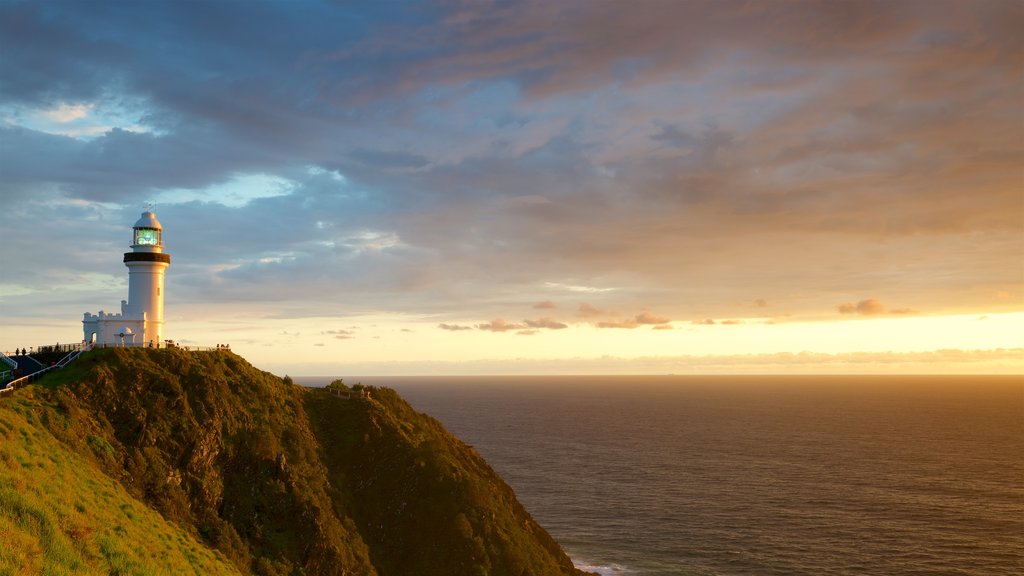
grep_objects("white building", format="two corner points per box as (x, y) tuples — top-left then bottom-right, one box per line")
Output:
(83, 211), (171, 347)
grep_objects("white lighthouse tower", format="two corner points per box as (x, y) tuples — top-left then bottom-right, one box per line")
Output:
(83, 211), (171, 347)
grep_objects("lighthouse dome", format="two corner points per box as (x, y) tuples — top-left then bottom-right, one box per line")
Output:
(134, 211), (162, 230)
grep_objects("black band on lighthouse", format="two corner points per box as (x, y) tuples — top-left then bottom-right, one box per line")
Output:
(124, 252), (171, 264)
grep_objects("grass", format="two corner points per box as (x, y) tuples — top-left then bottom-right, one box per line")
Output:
(0, 392), (241, 576)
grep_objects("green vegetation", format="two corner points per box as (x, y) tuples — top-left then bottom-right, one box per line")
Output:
(0, 389), (239, 575)
(1, 348), (592, 576)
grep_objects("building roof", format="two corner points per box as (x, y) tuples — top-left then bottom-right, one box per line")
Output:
(133, 211), (163, 230)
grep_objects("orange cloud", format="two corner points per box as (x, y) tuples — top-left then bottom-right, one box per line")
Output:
(692, 319), (716, 325)
(838, 299), (886, 315)
(524, 317), (568, 329)
(596, 319), (638, 329)
(598, 311), (671, 329)
(635, 312), (670, 325)
(577, 303), (609, 318)
(534, 300), (557, 309)
(477, 319), (526, 332)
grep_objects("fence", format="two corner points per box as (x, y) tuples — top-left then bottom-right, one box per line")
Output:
(0, 344), (89, 397)
(35, 343), (81, 355)
(0, 351), (15, 370)
(83, 342), (228, 352)
(0, 350), (15, 382)
(4, 342), (85, 357)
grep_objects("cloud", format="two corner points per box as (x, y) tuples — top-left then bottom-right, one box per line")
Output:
(635, 312), (670, 325)
(837, 299), (887, 315)
(477, 317), (567, 332)
(888, 308), (918, 315)
(577, 303), (609, 318)
(349, 147), (430, 169)
(322, 329), (355, 340)
(438, 323), (473, 331)
(524, 318), (568, 330)
(721, 319), (744, 325)
(596, 311), (671, 329)
(650, 123), (693, 148)
(544, 282), (615, 293)
(596, 319), (638, 329)
(652, 324), (673, 330)
(533, 300), (556, 309)
(43, 103), (92, 123)
(1, 0), (1021, 355)
(476, 319), (527, 332)
(693, 319), (716, 325)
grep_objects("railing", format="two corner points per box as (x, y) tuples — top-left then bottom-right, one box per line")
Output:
(0, 365), (54, 395)
(0, 350), (16, 370)
(1, 350), (18, 387)
(176, 346), (224, 352)
(83, 342), (229, 352)
(4, 342), (86, 357)
(56, 345), (87, 367)
(0, 342), (90, 397)
(32, 343), (82, 355)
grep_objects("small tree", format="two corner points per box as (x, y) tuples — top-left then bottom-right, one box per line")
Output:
(282, 375), (294, 386)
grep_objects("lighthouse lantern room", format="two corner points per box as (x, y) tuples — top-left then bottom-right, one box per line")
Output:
(83, 211), (171, 347)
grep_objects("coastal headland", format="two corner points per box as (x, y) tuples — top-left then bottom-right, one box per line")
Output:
(0, 347), (594, 576)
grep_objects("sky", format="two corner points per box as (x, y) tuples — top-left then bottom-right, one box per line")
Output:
(1, 0), (1021, 376)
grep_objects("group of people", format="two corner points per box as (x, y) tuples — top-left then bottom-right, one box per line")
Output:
(8, 343), (232, 355)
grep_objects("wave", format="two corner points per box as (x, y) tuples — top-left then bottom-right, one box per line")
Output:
(574, 559), (632, 575)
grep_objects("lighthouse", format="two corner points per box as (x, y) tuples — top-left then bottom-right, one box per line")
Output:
(83, 211), (171, 347)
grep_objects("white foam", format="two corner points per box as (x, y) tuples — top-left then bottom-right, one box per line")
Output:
(573, 559), (632, 575)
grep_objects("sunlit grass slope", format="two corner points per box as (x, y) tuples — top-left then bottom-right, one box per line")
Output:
(1, 347), (591, 576)
(0, 390), (240, 575)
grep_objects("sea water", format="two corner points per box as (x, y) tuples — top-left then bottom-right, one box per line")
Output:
(304, 375), (1024, 575)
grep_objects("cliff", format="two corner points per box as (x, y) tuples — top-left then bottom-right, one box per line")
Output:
(0, 347), (592, 576)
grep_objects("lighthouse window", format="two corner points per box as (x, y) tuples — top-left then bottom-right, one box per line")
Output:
(135, 228), (159, 245)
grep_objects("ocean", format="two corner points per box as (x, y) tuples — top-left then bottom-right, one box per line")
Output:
(299, 375), (1024, 575)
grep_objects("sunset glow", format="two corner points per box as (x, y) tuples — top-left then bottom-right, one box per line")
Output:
(1, 1), (1021, 375)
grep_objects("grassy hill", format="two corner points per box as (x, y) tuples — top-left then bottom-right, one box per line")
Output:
(0, 347), (592, 576)
(0, 389), (240, 575)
